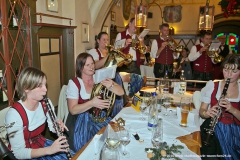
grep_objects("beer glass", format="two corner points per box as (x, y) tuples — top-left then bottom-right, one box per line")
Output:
(179, 97), (191, 127)
(158, 78), (166, 94)
(168, 79), (174, 94)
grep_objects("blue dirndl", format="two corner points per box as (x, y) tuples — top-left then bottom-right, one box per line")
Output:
(215, 122), (240, 160)
(31, 139), (75, 160)
(73, 111), (111, 152)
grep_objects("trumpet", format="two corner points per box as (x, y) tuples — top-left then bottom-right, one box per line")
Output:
(205, 43), (224, 63)
(164, 35), (183, 53)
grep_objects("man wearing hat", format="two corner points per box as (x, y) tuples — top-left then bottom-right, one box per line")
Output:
(212, 35), (232, 80)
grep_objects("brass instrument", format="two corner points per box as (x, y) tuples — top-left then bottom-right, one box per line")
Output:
(89, 45), (132, 123)
(205, 43), (224, 63)
(43, 96), (72, 159)
(131, 35), (146, 54)
(203, 78), (230, 146)
(165, 35), (183, 53)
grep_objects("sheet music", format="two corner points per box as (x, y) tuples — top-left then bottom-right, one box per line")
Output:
(138, 29), (150, 39)
(209, 40), (221, 51)
(93, 65), (117, 84)
(114, 39), (126, 49)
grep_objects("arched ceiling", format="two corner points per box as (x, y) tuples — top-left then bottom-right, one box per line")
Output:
(88, 0), (113, 28)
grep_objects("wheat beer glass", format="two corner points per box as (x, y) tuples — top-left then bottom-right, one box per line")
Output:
(179, 97), (191, 127)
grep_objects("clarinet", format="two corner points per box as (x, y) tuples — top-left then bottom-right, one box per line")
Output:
(203, 78), (230, 146)
(43, 96), (72, 159)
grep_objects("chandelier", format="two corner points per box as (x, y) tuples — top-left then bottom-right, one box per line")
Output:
(135, 0), (148, 27)
(198, 0), (215, 31)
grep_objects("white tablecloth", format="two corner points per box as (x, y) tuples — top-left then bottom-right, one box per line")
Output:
(140, 65), (155, 85)
(77, 107), (201, 160)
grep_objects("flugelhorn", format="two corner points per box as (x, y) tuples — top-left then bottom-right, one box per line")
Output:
(131, 35), (146, 54)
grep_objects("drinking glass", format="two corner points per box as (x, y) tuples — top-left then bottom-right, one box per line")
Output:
(105, 125), (120, 150)
(158, 79), (166, 94)
(163, 94), (171, 116)
(119, 128), (131, 157)
(157, 94), (164, 113)
(179, 97), (191, 127)
(139, 102), (147, 120)
(151, 118), (163, 148)
(143, 92), (152, 115)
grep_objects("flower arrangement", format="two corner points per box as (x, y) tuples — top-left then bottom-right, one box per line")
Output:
(218, 0), (240, 17)
(145, 142), (184, 160)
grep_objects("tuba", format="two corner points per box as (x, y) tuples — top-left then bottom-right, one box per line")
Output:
(205, 43), (224, 63)
(89, 45), (132, 123)
(164, 35), (183, 53)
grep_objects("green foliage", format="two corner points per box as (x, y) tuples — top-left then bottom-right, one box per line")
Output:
(145, 142), (184, 160)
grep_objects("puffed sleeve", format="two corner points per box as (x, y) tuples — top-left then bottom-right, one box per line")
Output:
(88, 49), (99, 61)
(200, 80), (214, 104)
(66, 79), (79, 99)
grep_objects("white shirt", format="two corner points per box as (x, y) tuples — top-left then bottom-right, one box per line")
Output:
(188, 42), (216, 64)
(200, 80), (240, 104)
(4, 100), (55, 159)
(115, 29), (137, 61)
(88, 48), (103, 61)
(66, 77), (91, 100)
(151, 37), (164, 58)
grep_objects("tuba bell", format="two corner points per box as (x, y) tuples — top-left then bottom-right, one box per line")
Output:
(205, 43), (224, 63)
(89, 45), (132, 123)
(164, 35), (183, 53)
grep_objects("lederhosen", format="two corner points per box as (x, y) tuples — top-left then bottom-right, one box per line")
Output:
(154, 38), (174, 78)
(9, 101), (47, 149)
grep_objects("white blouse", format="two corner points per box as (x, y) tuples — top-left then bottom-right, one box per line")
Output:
(4, 99), (55, 159)
(66, 77), (91, 100)
(88, 48), (103, 61)
(200, 80), (240, 104)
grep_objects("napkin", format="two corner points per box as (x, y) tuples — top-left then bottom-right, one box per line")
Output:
(177, 107), (200, 127)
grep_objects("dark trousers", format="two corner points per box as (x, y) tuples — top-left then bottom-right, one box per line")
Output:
(193, 70), (213, 88)
(153, 63), (173, 78)
(153, 63), (173, 87)
(117, 61), (141, 75)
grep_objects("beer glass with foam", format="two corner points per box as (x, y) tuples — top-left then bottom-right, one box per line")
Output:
(179, 97), (191, 127)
